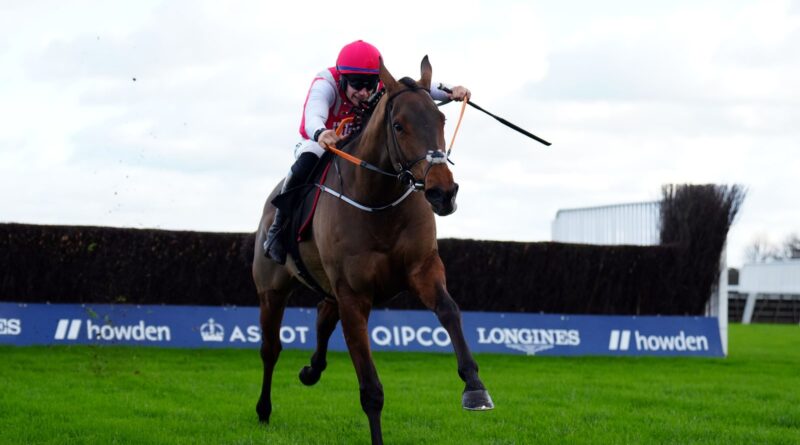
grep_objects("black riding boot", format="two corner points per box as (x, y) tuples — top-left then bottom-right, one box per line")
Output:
(264, 152), (319, 264)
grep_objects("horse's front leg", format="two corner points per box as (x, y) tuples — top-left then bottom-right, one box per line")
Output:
(256, 288), (289, 423)
(409, 254), (494, 410)
(299, 298), (339, 385)
(338, 289), (384, 445)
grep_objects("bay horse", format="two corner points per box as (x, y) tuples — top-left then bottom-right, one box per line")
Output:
(252, 56), (493, 445)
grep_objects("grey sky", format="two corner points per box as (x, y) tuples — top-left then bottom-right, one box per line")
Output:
(1, 0), (798, 267)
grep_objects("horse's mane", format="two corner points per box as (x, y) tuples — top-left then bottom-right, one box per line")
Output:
(397, 77), (418, 89)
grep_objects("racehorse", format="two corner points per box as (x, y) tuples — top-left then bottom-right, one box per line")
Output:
(252, 56), (493, 445)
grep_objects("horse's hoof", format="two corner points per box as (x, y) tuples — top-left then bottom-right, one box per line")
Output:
(256, 401), (271, 423)
(462, 389), (494, 411)
(299, 365), (322, 386)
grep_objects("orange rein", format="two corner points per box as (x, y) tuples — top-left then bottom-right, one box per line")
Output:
(447, 96), (468, 154)
(320, 117), (364, 166)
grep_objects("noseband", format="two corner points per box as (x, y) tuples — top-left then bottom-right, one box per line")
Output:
(385, 87), (449, 190)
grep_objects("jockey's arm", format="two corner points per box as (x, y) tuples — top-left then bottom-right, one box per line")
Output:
(303, 77), (336, 140)
(303, 77), (344, 148)
(430, 81), (471, 102)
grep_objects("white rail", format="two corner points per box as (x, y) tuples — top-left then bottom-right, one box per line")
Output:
(551, 201), (661, 246)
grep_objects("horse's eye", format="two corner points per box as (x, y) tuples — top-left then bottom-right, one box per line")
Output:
(393, 123), (403, 132)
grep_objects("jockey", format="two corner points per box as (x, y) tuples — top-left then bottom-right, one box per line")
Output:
(265, 39), (471, 264)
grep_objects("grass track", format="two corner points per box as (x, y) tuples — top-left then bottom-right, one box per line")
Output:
(1, 324), (799, 444)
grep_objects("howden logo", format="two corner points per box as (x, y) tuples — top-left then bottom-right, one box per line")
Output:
(609, 330), (709, 352)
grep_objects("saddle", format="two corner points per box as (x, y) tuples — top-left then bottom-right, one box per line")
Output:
(270, 151), (335, 297)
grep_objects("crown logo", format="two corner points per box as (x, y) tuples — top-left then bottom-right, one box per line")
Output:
(200, 318), (225, 342)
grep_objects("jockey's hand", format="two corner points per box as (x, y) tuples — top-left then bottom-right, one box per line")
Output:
(317, 129), (342, 149)
(449, 85), (471, 102)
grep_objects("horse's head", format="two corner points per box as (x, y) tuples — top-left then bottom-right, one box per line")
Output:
(378, 56), (459, 216)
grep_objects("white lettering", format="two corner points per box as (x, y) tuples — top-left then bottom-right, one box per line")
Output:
(674, 332), (686, 350)
(229, 326), (247, 342)
(477, 327), (489, 344)
(279, 327), (296, 343)
(568, 330), (581, 346)
(417, 327), (433, 346)
(401, 326), (416, 346)
(295, 326), (309, 344)
(247, 326), (261, 343)
(0, 319), (21, 336)
(370, 325), (451, 348)
(86, 320), (170, 342)
(372, 326), (392, 346)
(477, 327), (581, 347)
(489, 328), (504, 344)
(238, 325), (308, 344)
(502, 328), (518, 344)
(634, 330), (709, 352)
(432, 327), (450, 346)
(157, 326), (170, 341)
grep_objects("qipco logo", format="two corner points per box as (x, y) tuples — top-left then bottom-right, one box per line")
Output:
(0, 318), (22, 336)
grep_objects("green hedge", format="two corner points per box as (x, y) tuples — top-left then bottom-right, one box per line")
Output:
(0, 184), (744, 315)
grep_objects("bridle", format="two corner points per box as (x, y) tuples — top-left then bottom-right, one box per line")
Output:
(317, 84), (452, 212)
(383, 86), (450, 191)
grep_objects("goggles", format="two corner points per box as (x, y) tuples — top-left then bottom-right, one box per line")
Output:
(343, 74), (379, 92)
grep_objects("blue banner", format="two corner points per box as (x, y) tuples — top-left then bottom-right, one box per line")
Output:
(0, 302), (723, 357)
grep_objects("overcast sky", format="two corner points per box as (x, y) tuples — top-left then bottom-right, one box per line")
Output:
(1, 0), (798, 267)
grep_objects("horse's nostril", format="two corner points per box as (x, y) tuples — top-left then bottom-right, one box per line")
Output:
(425, 188), (444, 203)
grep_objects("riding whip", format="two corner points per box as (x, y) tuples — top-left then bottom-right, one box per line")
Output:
(437, 84), (551, 146)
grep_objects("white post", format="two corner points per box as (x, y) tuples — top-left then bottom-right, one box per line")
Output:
(718, 249), (728, 356)
(705, 248), (728, 356)
(742, 293), (758, 324)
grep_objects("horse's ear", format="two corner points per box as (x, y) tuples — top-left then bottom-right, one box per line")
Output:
(379, 57), (399, 93)
(419, 55), (432, 90)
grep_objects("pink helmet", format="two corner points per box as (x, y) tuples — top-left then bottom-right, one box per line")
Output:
(336, 40), (381, 75)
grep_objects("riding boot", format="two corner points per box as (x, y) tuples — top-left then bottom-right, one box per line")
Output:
(264, 152), (319, 264)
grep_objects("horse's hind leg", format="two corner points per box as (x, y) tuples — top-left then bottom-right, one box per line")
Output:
(338, 291), (384, 445)
(299, 298), (339, 386)
(410, 254), (494, 411)
(255, 287), (289, 423)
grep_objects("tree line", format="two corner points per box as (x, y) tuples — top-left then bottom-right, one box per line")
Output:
(745, 233), (800, 263)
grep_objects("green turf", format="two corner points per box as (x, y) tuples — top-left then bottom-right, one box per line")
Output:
(1, 323), (798, 444)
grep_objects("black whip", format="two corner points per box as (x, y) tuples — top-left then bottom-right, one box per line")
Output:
(437, 85), (551, 146)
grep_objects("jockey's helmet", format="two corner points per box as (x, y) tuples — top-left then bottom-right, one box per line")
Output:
(336, 40), (381, 75)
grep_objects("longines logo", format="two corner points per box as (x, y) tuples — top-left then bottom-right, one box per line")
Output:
(200, 318), (225, 342)
(476, 327), (581, 356)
